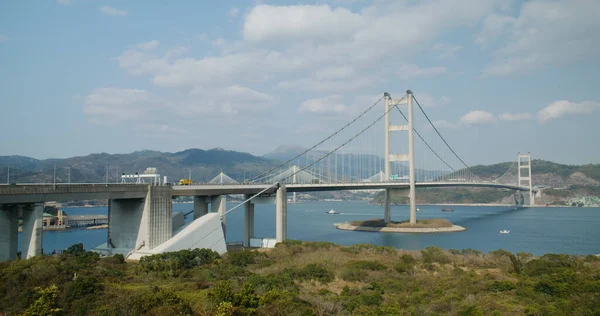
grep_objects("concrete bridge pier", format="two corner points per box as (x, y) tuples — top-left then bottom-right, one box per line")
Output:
(211, 195), (227, 236)
(384, 189), (391, 223)
(276, 185), (287, 243)
(193, 196), (209, 219)
(21, 203), (43, 259)
(107, 186), (172, 252)
(0, 203), (43, 261)
(384, 188), (410, 224)
(0, 205), (19, 261)
(243, 194), (255, 247)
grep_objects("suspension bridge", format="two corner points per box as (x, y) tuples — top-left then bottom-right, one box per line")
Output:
(0, 90), (535, 260)
(210, 90), (535, 223)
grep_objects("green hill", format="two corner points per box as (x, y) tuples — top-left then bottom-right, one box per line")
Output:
(373, 160), (600, 206)
(0, 148), (276, 184)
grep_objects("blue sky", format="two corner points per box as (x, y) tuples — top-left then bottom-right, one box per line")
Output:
(0, 0), (599, 165)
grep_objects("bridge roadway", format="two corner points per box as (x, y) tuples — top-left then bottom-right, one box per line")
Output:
(0, 182), (532, 204)
(173, 182), (533, 196)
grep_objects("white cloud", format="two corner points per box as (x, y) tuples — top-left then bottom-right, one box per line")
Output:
(412, 93), (451, 108)
(0, 34), (8, 42)
(431, 120), (459, 129)
(475, 14), (515, 47)
(135, 124), (187, 135)
(460, 110), (496, 125)
(433, 43), (462, 59)
(300, 95), (349, 114)
(482, 1), (600, 76)
(83, 88), (160, 121)
(229, 7), (240, 17)
(243, 5), (365, 42)
(498, 112), (533, 121)
(56, 0), (74, 5)
(397, 64), (448, 79)
(538, 100), (600, 122)
(136, 40), (159, 50)
(180, 85), (274, 116)
(100, 6), (128, 16)
(114, 1), (499, 95)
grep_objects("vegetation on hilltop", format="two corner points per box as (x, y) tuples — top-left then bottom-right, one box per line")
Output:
(1, 242), (599, 315)
(349, 218), (453, 228)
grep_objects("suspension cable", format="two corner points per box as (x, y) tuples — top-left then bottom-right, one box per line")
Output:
(493, 161), (516, 183)
(393, 105), (456, 172)
(412, 94), (474, 174)
(251, 95), (386, 182)
(280, 95), (404, 184)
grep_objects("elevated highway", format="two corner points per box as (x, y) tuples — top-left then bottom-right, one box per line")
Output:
(0, 182), (534, 204)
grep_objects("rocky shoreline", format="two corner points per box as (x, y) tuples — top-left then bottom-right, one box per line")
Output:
(334, 222), (467, 233)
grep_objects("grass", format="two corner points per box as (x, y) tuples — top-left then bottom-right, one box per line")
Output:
(349, 218), (453, 228)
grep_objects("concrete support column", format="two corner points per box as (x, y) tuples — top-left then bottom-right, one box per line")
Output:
(21, 203), (43, 259)
(243, 195), (254, 247)
(147, 186), (173, 249)
(211, 195), (227, 237)
(108, 198), (145, 250)
(0, 205), (19, 261)
(384, 189), (391, 223)
(193, 196), (209, 219)
(276, 186), (287, 243)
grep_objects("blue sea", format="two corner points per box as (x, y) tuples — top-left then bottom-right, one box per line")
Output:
(25, 201), (600, 256)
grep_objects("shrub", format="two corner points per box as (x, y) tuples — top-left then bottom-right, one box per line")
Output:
(285, 264), (335, 284)
(394, 254), (417, 274)
(246, 273), (297, 293)
(63, 276), (103, 302)
(235, 282), (259, 309)
(340, 286), (383, 311)
(487, 280), (516, 292)
(63, 243), (85, 255)
(461, 249), (482, 256)
(126, 288), (191, 315)
(210, 281), (234, 304)
(344, 260), (386, 271)
(23, 285), (63, 316)
(421, 247), (450, 264)
(524, 254), (579, 277)
(225, 251), (261, 267)
(217, 301), (234, 316)
(341, 268), (367, 282)
(139, 248), (220, 276)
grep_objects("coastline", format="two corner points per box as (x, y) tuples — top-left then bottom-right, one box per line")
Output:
(368, 202), (585, 208)
(334, 222), (467, 233)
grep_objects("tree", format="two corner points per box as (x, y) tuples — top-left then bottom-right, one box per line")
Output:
(23, 284), (63, 316)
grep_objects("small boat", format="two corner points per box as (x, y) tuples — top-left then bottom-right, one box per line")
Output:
(441, 206), (454, 212)
(499, 230), (510, 234)
(326, 209), (340, 215)
(417, 208), (421, 212)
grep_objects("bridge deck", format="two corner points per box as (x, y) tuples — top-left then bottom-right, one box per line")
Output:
(0, 182), (532, 204)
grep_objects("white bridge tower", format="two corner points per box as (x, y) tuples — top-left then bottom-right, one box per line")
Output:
(383, 91), (417, 224)
(517, 152), (534, 205)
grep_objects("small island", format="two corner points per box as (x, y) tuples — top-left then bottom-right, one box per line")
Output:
(335, 218), (466, 233)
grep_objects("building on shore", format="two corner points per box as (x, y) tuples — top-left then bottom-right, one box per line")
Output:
(43, 209), (68, 228)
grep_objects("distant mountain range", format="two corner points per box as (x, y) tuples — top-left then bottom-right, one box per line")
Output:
(1, 146), (599, 205)
(0, 148), (275, 184)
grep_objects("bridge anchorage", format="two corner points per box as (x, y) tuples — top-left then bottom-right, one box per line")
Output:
(0, 90), (536, 261)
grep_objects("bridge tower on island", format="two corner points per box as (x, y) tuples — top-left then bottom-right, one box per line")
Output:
(517, 152), (534, 205)
(383, 91), (417, 224)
